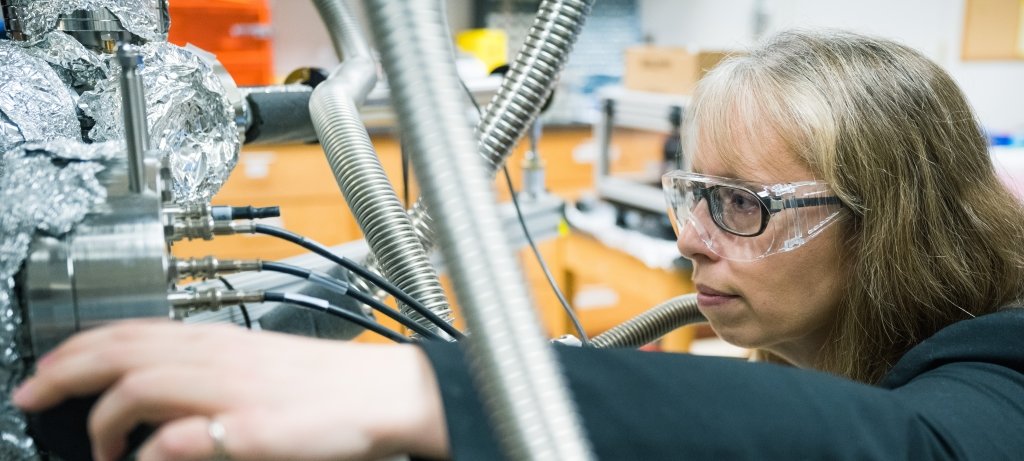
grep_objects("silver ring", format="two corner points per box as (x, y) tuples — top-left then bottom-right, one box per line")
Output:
(208, 418), (230, 461)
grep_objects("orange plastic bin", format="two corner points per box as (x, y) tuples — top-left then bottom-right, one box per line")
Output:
(167, 0), (275, 86)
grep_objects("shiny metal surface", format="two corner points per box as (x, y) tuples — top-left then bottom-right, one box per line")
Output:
(18, 147), (171, 357)
(1, 0), (169, 48)
(117, 45), (150, 194)
(367, 1), (594, 459)
(0, 41), (82, 150)
(310, 0), (452, 334)
(58, 7), (134, 53)
(476, 0), (594, 175)
(407, 0), (594, 249)
(68, 193), (170, 333)
(591, 294), (704, 349)
(186, 45), (249, 141)
(80, 41), (241, 205)
(169, 288), (264, 319)
(0, 0), (28, 41)
(22, 192), (171, 356)
(20, 236), (77, 359)
(170, 256), (261, 282)
(1, 139), (122, 461)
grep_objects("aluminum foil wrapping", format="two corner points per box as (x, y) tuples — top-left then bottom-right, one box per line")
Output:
(17, 31), (109, 89)
(5, 0), (167, 44)
(82, 41), (240, 205)
(0, 41), (82, 154)
(0, 139), (119, 461)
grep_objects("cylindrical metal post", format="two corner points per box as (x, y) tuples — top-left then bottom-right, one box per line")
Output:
(117, 44), (150, 194)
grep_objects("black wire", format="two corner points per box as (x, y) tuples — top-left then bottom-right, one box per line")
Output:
(401, 140), (411, 209)
(458, 73), (591, 346)
(261, 261), (444, 341)
(264, 291), (410, 344)
(459, 78), (484, 117)
(258, 261), (361, 310)
(216, 276), (252, 330)
(252, 224), (466, 340)
(502, 166), (590, 346)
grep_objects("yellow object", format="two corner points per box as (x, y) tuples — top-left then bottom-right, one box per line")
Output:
(456, 28), (508, 73)
(558, 219), (570, 237)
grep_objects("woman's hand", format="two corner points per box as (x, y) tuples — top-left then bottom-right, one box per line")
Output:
(12, 320), (449, 461)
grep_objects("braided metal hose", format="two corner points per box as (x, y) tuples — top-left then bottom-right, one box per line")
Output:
(477, 0), (594, 174)
(592, 294), (704, 349)
(365, 0), (594, 459)
(407, 0), (594, 245)
(310, 0), (453, 333)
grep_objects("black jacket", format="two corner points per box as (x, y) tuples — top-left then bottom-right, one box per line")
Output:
(420, 308), (1024, 460)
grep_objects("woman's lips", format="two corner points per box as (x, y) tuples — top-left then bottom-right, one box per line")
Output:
(696, 284), (739, 307)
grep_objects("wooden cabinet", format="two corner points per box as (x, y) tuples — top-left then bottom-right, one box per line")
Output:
(172, 136), (405, 261)
(174, 126), (697, 351)
(962, 0), (1024, 60)
(563, 234), (696, 352)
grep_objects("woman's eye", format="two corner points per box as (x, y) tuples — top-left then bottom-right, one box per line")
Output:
(723, 189), (759, 213)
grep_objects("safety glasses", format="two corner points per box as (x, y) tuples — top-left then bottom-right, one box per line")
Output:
(662, 171), (845, 261)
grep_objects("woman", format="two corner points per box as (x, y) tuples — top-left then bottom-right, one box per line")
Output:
(12, 30), (1024, 460)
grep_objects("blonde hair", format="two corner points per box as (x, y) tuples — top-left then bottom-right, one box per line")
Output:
(687, 30), (1024, 383)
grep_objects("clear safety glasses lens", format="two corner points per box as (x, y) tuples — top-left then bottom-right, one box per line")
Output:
(662, 171), (845, 261)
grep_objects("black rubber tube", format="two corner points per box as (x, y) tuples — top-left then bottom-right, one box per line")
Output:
(243, 88), (317, 145)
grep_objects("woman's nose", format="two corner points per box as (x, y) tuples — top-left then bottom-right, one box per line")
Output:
(676, 202), (720, 263)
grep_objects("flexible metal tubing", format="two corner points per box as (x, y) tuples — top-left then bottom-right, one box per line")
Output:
(591, 294), (705, 349)
(365, 1), (594, 460)
(312, 0), (370, 62)
(310, 0), (454, 335)
(407, 0), (594, 240)
(476, 0), (594, 174)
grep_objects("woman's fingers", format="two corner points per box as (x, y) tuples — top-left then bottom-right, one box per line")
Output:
(134, 415), (223, 461)
(88, 366), (241, 461)
(37, 320), (181, 369)
(11, 320), (451, 460)
(15, 322), (246, 412)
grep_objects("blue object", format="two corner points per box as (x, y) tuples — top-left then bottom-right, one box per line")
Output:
(0, 17), (6, 40)
(989, 134), (1024, 148)
(991, 135), (1014, 147)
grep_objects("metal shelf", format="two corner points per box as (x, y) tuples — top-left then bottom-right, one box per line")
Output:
(593, 85), (688, 213)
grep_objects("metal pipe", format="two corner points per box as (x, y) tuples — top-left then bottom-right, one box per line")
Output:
(314, 0), (368, 63)
(476, 0), (594, 174)
(591, 294), (704, 349)
(312, 0), (376, 99)
(117, 44), (149, 194)
(310, 0), (453, 333)
(365, 1), (593, 459)
(407, 0), (595, 246)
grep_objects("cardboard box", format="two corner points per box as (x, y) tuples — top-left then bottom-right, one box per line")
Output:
(623, 47), (732, 95)
(962, 0), (1024, 60)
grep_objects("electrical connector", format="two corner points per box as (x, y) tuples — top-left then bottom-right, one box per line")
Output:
(211, 205), (281, 221)
(169, 256), (261, 281)
(168, 288), (264, 318)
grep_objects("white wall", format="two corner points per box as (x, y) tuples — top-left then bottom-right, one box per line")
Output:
(267, 0), (474, 80)
(638, 0), (1024, 132)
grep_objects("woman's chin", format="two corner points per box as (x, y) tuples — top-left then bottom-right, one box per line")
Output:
(704, 322), (764, 350)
